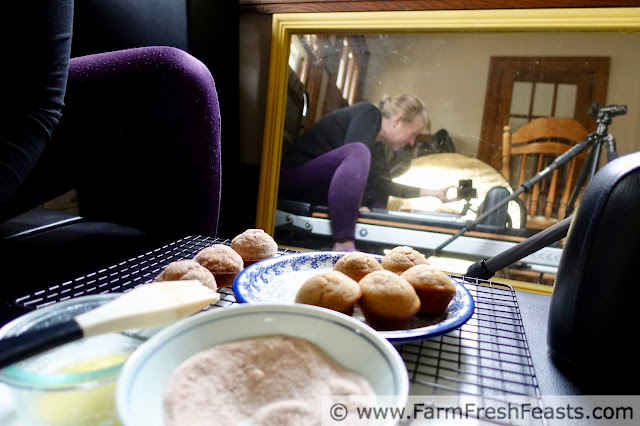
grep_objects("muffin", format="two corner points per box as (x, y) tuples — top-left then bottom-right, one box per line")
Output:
(401, 264), (456, 315)
(332, 251), (383, 282)
(194, 244), (244, 287)
(381, 246), (429, 275)
(231, 229), (278, 266)
(155, 259), (217, 290)
(295, 271), (362, 315)
(358, 270), (421, 330)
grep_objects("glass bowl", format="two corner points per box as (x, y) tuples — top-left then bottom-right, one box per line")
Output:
(0, 294), (146, 426)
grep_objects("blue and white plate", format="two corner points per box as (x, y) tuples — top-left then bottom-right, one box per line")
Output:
(233, 251), (475, 342)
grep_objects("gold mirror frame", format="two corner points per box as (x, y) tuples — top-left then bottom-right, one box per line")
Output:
(255, 7), (640, 234)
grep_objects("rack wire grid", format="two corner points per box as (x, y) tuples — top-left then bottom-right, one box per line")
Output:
(12, 235), (543, 424)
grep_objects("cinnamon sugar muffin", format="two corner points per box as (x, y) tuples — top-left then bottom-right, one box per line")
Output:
(194, 244), (244, 287)
(381, 246), (429, 275)
(295, 271), (362, 315)
(401, 264), (456, 315)
(358, 270), (421, 330)
(231, 229), (278, 266)
(155, 259), (217, 290)
(332, 251), (383, 282)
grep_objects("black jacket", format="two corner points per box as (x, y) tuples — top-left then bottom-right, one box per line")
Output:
(282, 102), (420, 208)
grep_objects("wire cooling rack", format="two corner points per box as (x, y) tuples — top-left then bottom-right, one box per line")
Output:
(398, 278), (542, 425)
(12, 235), (542, 424)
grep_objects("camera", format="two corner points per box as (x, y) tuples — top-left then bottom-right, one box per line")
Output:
(588, 103), (627, 119)
(457, 179), (477, 200)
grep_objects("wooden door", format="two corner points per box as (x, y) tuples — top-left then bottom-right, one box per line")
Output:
(478, 56), (610, 171)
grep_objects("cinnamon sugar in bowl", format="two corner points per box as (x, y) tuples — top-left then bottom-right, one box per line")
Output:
(116, 303), (408, 426)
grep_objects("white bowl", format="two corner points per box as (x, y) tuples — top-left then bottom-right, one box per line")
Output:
(116, 303), (408, 425)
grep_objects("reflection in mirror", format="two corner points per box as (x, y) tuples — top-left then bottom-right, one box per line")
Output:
(258, 9), (640, 287)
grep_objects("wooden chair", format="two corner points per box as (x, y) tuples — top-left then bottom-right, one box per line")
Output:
(502, 117), (589, 230)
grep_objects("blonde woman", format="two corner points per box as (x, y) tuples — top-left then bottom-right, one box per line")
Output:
(280, 94), (454, 251)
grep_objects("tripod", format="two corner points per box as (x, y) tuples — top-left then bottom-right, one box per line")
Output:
(465, 103), (627, 279)
(565, 103), (627, 216)
(425, 130), (594, 258)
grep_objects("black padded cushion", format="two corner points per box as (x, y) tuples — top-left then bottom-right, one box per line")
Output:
(0, 221), (158, 300)
(0, 207), (82, 240)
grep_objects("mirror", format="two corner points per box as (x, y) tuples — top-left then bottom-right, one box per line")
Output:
(256, 8), (640, 276)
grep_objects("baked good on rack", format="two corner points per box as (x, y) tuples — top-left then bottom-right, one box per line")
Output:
(295, 271), (362, 315)
(381, 246), (429, 275)
(357, 270), (421, 330)
(155, 259), (217, 290)
(231, 229), (278, 266)
(401, 264), (456, 315)
(194, 244), (244, 287)
(332, 251), (383, 282)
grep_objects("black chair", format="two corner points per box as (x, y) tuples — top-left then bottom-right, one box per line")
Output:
(0, 2), (222, 324)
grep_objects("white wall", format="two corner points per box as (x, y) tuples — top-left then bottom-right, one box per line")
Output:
(239, 19), (640, 166)
(363, 31), (640, 158)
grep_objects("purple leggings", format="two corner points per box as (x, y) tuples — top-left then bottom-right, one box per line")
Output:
(279, 143), (370, 241)
(3, 47), (222, 238)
